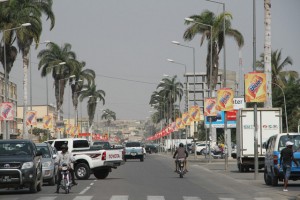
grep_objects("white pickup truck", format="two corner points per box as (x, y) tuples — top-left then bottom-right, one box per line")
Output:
(49, 138), (125, 180)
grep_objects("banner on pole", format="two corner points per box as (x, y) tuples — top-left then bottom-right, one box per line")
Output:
(244, 72), (266, 102)
(26, 111), (37, 126)
(43, 115), (52, 129)
(0, 102), (14, 121)
(216, 88), (234, 111)
(204, 98), (218, 116)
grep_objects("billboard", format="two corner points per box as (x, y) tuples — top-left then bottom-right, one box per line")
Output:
(204, 111), (236, 128)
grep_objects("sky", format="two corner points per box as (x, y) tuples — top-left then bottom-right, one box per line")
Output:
(7, 0), (300, 121)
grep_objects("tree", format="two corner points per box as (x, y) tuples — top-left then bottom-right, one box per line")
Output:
(256, 49), (297, 87)
(38, 42), (80, 112)
(71, 61), (95, 125)
(156, 75), (183, 122)
(183, 10), (244, 89)
(101, 109), (116, 127)
(79, 84), (105, 131)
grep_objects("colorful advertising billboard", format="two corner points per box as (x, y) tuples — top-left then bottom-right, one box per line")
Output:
(204, 98), (218, 116)
(244, 72), (266, 102)
(216, 88), (234, 111)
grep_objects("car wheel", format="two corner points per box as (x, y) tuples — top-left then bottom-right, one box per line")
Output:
(29, 179), (37, 193)
(140, 156), (144, 162)
(75, 163), (91, 180)
(49, 175), (55, 186)
(271, 175), (279, 186)
(94, 169), (109, 179)
(264, 168), (271, 185)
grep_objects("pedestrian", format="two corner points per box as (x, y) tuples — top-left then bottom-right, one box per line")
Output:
(278, 141), (299, 192)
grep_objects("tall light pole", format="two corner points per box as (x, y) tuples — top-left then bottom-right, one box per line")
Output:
(171, 41), (197, 154)
(272, 83), (288, 134)
(28, 40), (50, 138)
(184, 17), (214, 162)
(167, 58), (189, 148)
(3, 23), (31, 140)
(74, 88), (87, 126)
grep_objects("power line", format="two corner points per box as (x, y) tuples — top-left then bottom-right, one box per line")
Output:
(96, 74), (157, 85)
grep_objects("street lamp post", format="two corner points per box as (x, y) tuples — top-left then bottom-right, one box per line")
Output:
(171, 41), (197, 156)
(3, 23), (31, 140)
(184, 17), (214, 163)
(28, 40), (50, 138)
(273, 83), (288, 134)
(74, 88), (87, 127)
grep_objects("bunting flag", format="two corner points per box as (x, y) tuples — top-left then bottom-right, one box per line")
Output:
(43, 115), (53, 129)
(0, 102), (14, 121)
(65, 124), (73, 135)
(189, 105), (201, 122)
(204, 98), (218, 116)
(26, 111), (37, 126)
(216, 88), (234, 111)
(182, 112), (192, 126)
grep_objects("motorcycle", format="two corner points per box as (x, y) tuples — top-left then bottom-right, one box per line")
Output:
(176, 158), (186, 178)
(59, 163), (72, 194)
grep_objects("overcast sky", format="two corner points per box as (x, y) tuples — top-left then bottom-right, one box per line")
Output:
(8, 0), (300, 121)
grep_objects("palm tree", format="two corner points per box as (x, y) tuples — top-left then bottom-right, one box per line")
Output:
(156, 75), (183, 123)
(79, 84), (105, 131)
(101, 109), (116, 137)
(38, 42), (80, 112)
(183, 10), (244, 89)
(71, 61), (95, 125)
(256, 49), (297, 87)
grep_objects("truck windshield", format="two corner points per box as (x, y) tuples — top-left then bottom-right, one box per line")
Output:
(278, 135), (300, 152)
(126, 142), (141, 147)
(0, 142), (32, 156)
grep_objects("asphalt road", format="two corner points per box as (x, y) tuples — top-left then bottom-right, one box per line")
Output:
(1, 153), (300, 200)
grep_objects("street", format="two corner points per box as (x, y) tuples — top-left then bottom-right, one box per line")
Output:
(1, 153), (300, 200)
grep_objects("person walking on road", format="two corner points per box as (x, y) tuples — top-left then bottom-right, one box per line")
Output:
(279, 141), (299, 192)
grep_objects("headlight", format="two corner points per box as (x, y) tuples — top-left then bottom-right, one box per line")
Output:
(22, 162), (34, 169)
(42, 161), (51, 168)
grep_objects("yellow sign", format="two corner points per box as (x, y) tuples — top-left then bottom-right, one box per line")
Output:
(189, 105), (201, 122)
(43, 115), (52, 129)
(244, 72), (266, 102)
(26, 111), (37, 126)
(216, 88), (234, 111)
(176, 118), (184, 129)
(204, 98), (217, 116)
(181, 112), (192, 126)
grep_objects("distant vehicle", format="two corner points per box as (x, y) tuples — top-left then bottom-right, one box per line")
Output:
(145, 144), (158, 154)
(264, 133), (300, 186)
(0, 139), (43, 193)
(92, 141), (111, 149)
(36, 142), (58, 185)
(124, 141), (144, 162)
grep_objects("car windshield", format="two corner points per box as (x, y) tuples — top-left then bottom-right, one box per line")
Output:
(278, 135), (300, 152)
(36, 146), (51, 158)
(0, 142), (32, 156)
(126, 142), (141, 147)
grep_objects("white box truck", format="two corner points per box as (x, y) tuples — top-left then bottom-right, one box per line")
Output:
(235, 108), (282, 172)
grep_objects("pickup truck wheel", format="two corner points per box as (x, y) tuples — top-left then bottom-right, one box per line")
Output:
(140, 156), (144, 162)
(271, 175), (279, 186)
(49, 175), (55, 186)
(94, 169), (109, 179)
(264, 169), (271, 185)
(75, 163), (90, 180)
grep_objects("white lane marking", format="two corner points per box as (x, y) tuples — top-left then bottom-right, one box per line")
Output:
(147, 196), (165, 200)
(36, 197), (57, 200)
(90, 182), (94, 186)
(183, 197), (201, 200)
(73, 196), (93, 200)
(254, 198), (273, 200)
(79, 186), (91, 195)
(219, 198), (235, 200)
(110, 195), (129, 200)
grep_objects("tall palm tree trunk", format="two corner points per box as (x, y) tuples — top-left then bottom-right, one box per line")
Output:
(22, 53), (29, 139)
(264, 0), (272, 107)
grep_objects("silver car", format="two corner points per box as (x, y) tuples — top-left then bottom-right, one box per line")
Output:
(36, 143), (58, 185)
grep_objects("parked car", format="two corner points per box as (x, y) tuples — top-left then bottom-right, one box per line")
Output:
(0, 139), (43, 193)
(36, 142), (58, 186)
(195, 143), (209, 155)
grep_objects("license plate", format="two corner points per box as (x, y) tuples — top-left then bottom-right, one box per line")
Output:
(3, 176), (11, 182)
(131, 153), (136, 156)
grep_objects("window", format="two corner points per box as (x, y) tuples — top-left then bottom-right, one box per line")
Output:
(54, 141), (68, 151)
(73, 140), (89, 148)
(37, 118), (43, 123)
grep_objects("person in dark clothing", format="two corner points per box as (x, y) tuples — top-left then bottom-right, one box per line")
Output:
(173, 143), (189, 172)
(279, 141), (299, 192)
